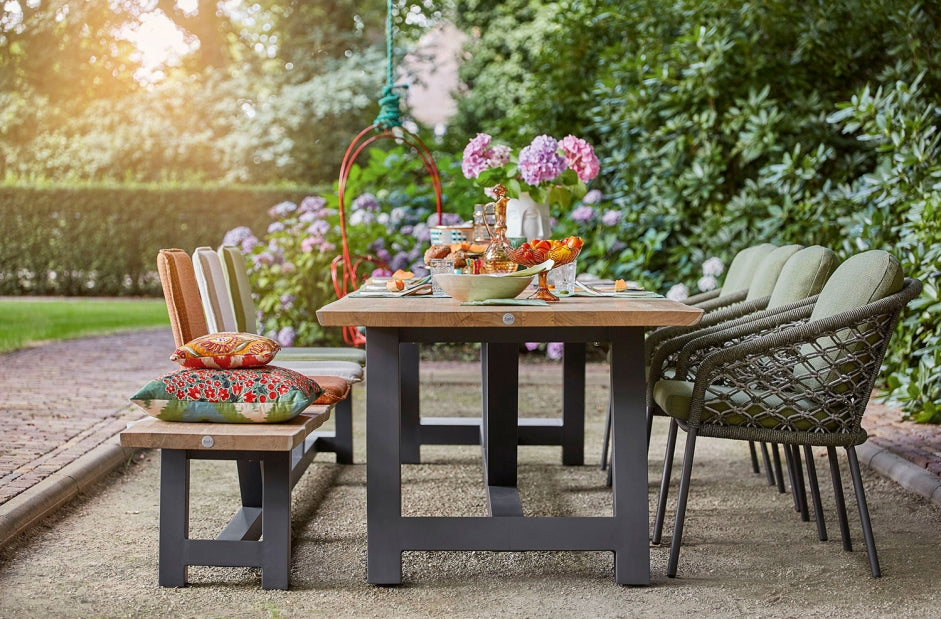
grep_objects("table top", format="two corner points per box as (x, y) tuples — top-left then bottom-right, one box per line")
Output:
(316, 295), (703, 329)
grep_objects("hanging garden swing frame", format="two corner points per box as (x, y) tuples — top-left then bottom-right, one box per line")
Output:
(332, 2), (444, 346)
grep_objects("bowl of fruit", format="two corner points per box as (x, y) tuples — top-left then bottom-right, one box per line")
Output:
(511, 236), (584, 302)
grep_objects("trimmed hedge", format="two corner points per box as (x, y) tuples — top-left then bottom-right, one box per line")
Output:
(0, 186), (314, 296)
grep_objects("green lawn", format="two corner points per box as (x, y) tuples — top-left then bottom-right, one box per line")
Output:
(0, 298), (170, 354)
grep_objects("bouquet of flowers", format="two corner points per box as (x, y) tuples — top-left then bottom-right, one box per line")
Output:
(461, 133), (600, 208)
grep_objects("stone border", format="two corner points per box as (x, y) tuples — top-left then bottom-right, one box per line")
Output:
(857, 441), (941, 508)
(0, 436), (136, 549)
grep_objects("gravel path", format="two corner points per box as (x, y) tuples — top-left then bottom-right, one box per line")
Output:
(2, 375), (940, 617)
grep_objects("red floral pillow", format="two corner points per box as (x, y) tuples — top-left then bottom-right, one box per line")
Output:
(130, 365), (324, 423)
(171, 332), (280, 369)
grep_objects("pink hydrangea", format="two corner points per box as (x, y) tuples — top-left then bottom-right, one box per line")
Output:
(462, 133), (495, 179)
(518, 135), (567, 185)
(559, 135), (600, 182)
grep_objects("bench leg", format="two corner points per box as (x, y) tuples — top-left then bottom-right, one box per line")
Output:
(261, 451), (292, 590)
(333, 395), (354, 464)
(159, 450), (189, 587)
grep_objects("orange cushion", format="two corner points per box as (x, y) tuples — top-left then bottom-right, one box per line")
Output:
(171, 332), (280, 369)
(310, 375), (351, 405)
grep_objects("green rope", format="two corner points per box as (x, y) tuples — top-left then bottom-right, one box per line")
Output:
(374, 0), (404, 129)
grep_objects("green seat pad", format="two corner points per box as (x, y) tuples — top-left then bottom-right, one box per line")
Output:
(277, 346), (367, 365)
(653, 379), (847, 432)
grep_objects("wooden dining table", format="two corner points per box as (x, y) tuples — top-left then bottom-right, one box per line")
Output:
(316, 293), (702, 585)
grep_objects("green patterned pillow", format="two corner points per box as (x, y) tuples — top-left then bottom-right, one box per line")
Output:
(130, 366), (323, 423)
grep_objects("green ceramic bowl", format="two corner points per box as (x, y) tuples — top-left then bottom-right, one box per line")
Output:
(432, 272), (533, 302)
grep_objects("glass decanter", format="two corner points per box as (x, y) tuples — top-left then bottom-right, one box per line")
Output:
(482, 184), (518, 274)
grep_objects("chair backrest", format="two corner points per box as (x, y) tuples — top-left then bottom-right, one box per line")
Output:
(798, 250), (905, 388)
(810, 250), (903, 321)
(745, 244), (803, 301)
(157, 249), (209, 348)
(719, 243), (777, 297)
(219, 246), (259, 334)
(767, 246), (839, 309)
(192, 246), (239, 333)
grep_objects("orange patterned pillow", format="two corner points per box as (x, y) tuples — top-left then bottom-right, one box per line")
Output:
(171, 332), (280, 369)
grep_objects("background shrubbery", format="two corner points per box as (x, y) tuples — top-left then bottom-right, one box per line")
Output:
(0, 185), (311, 295)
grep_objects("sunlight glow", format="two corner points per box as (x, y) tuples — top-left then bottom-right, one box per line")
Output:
(121, 8), (197, 84)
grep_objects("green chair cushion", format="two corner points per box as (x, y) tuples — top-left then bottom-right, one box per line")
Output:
(767, 245), (839, 308)
(653, 379), (846, 432)
(745, 244), (803, 301)
(719, 243), (777, 297)
(808, 250), (903, 321)
(220, 245), (258, 333)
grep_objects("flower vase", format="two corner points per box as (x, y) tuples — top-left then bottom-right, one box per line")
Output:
(506, 192), (551, 241)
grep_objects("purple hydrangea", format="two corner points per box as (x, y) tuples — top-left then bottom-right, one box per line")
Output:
(300, 237), (318, 253)
(298, 195), (327, 214)
(349, 209), (375, 226)
(601, 209), (622, 227)
(518, 135), (566, 185)
(390, 251), (410, 272)
(524, 342), (540, 352)
(268, 201), (296, 218)
(571, 205), (596, 224)
(276, 326), (296, 348)
(280, 294), (295, 310)
(267, 221), (285, 234)
(352, 192), (380, 212)
(222, 226), (259, 253)
(582, 189), (603, 204)
(411, 223), (431, 243)
(546, 342), (565, 361)
(430, 212), (465, 226)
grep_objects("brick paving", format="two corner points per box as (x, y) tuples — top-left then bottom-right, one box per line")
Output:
(0, 329), (939, 507)
(0, 329), (176, 504)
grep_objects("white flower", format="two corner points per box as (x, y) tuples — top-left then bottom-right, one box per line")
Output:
(702, 256), (724, 277)
(666, 283), (689, 301)
(697, 275), (719, 292)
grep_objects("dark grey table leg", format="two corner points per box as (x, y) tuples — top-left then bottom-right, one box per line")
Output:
(159, 450), (189, 587)
(482, 342), (522, 516)
(562, 342), (586, 466)
(366, 328), (404, 585)
(399, 342), (421, 464)
(260, 451), (292, 590)
(609, 327), (650, 585)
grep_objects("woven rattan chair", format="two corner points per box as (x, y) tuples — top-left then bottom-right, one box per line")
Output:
(651, 250), (921, 578)
(649, 246), (839, 485)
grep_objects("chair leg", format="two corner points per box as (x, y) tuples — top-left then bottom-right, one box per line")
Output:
(783, 444), (807, 518)
(748, 441), (761, 475)
(646, 405), (654, 451)
(802, 445), (827, 542)
(847, 446), (881, 577)
(652, 418), (678, 545)
(771, 443), (786, 493)
(791, 444), (810, 522)
(667, 429), (698, 578)
(827, 446), (853, 551)
(760, 443), (775, 486)
(600, 399), (612, 471)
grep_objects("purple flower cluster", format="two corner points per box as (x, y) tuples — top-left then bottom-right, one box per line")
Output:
(518, 135), (567, 185)
(571, 205), (596, 224)
(352, 192), (380, 212)
(601, 209), (622, 227)
(222, 226), (260, 253)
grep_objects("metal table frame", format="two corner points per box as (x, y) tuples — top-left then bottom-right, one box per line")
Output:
(365, 325), (649, 585)
(397, 341), (587, 466)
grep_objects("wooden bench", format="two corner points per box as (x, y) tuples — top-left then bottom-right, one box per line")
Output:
(120, 406), (333, 590)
